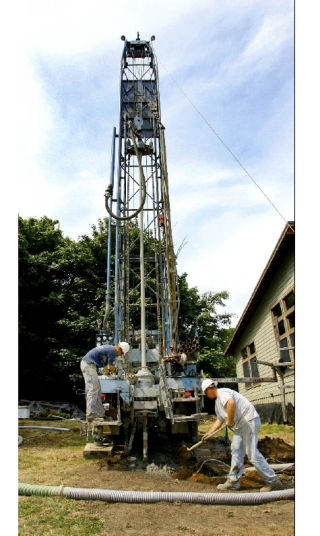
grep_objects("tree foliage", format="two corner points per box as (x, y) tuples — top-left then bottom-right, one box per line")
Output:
(19, 217), (109, 400)
(178, 273), (236, 379)
(19, 216), (235, 401)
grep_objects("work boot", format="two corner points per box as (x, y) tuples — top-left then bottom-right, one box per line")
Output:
(260, 478), (283, 492)
(217, 479), (240, 490)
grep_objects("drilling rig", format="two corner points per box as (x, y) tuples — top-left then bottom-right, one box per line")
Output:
(85, 34), (207, 459)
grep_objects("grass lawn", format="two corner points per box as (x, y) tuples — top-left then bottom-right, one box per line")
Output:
(19, 496), (107, 536)
(198, 419), (294, 444)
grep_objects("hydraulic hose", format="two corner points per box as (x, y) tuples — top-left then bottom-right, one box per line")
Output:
(18, 426), (70, 431)
(104, 124), (147, 221)
(103, 292), (111, 330)
(19, 482), (294, 505)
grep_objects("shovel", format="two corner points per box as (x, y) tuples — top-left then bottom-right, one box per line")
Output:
(187, 424), (227, 452)
(178, 424), (227, 459)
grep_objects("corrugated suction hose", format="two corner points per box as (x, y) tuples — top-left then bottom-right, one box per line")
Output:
(19, 482), (294, 505)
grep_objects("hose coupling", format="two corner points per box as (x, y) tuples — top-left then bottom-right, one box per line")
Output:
(105, 184), (113, 197)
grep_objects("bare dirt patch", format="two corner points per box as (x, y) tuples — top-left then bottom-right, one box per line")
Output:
(19, 420), (294, 536)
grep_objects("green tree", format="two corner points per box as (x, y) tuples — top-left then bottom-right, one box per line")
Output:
(19, 217), (113, 399)
(178, 273), (236, 379)
(19, 216), (69, 399)
(19, 217), (236, 401)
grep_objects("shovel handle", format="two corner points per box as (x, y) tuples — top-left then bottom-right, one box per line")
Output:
(187, 424), (227, 452)
(187, 439), (204, 452)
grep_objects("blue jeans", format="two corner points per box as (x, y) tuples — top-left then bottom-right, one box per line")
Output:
(229, 417), (277, 484)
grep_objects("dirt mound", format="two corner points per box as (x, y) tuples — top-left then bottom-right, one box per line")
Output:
(187, 469), (293, 490)
(188, 473), (212, 484)
(173, 435), (295, 484)
(240, 469), (265, 488)
(171, 465), (195, 480)
(258, 436), (294, 462)
(176, 445), (193, 461)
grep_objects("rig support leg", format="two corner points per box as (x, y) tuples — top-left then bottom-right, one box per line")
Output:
(126, 418), (137, 456)
(142, 413), (148, 460)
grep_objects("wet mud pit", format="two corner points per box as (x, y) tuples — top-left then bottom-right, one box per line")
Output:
(98, 433), (294, 490)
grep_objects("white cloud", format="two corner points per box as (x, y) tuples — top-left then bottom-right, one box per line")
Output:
(183, 8), (293, 99)
(23, 0), (215, 57)
(176, 209), (286, 326)
(240, 12), (293, 66)
(15, 0), (294, 322)
(15, 52), (58, 216)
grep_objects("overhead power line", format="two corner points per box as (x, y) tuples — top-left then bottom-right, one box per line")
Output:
(158, 59), (294, 233)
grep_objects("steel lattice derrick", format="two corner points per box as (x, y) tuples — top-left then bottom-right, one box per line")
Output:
(105, 35), (178, 358)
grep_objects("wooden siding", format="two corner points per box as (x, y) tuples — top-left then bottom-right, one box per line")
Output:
(234, 248), (294, 406)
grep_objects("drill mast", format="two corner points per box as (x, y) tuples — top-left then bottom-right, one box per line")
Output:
(104, 34), (179, 357)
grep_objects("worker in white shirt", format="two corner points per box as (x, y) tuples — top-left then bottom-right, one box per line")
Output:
(202, 379), (283, 492)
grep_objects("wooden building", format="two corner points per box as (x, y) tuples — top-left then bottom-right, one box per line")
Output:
(225, 222), (295, 424)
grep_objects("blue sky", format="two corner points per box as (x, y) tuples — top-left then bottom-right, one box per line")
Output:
(15, 0), (294, 326)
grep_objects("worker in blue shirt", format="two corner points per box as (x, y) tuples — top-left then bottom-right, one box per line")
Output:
(80, 342), (130, 421)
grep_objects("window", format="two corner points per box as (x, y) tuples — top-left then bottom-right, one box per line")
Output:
(241, 341), (259, 389)
(271, 289), (295, 368)
(284, 291), (295, 310)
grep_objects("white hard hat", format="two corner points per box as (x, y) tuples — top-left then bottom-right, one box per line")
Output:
(119, 341), (130, 355)
(202, 379), (218, 394)
(180, 353), (187, 364)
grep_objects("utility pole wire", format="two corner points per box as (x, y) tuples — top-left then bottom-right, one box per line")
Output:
(158, 59), (294, 234)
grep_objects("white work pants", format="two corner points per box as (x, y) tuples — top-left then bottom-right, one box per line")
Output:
(228, 417), (277, 484)
(80, 361), (105, 419)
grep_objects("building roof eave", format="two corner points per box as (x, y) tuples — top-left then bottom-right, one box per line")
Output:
(224, 221), (295, 356)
